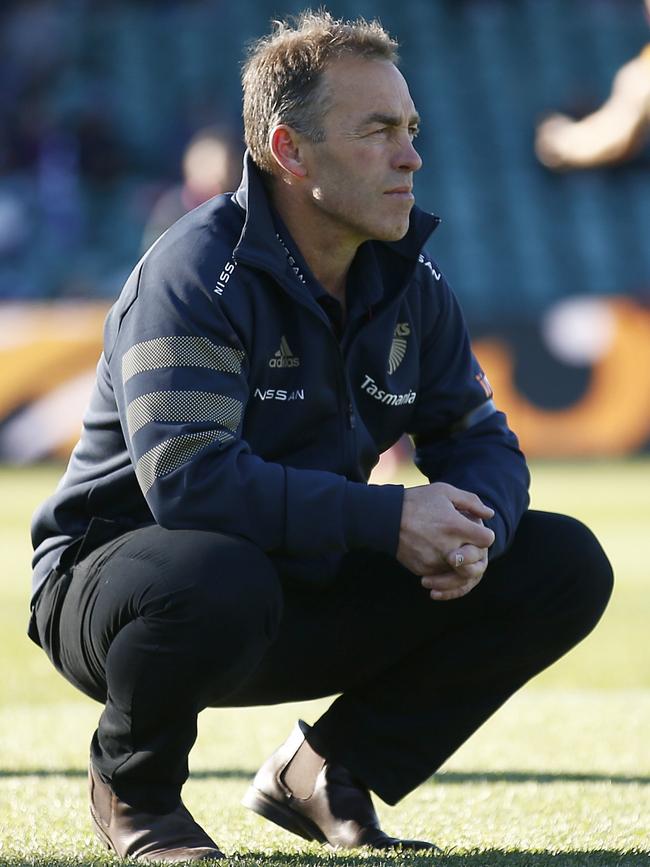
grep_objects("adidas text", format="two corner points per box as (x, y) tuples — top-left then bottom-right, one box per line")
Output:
(269, 355), (300, 368)
(269, 336), (300, 368)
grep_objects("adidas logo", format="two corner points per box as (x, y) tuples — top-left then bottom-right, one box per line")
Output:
(269, 335), (300, 368)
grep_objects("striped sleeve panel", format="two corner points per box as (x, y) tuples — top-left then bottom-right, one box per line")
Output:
(126, 390), (242, 438)
(136, 430), (234, 493)
(122, 335), (245, 384)
(121, 336), (246, 494)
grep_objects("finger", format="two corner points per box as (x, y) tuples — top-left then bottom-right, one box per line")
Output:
(448, 488), (495, 521)
(457, 511), (483, 525)
(449, 550), (466, 569)
(420, 571), (471, 591)
(429, 575), (482, 601)
(421, 572), (461, 591)
(447, 545), (483, 569)
(430, 585), (471, 601)
(447, 546), (488, 582)
(452, 560), (488, 583)
(454, 513), (495, 548)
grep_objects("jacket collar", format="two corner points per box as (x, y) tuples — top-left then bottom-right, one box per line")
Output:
(233, 152), (288, 272)
(232, 150), (440, 278)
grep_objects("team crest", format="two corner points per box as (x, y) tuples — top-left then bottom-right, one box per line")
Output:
(388, 322), (410, 375)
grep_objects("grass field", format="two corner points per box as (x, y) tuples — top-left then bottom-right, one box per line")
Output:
(0, 461), (649, 865)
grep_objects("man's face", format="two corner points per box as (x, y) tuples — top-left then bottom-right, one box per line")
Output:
(299, 57), (422, 245)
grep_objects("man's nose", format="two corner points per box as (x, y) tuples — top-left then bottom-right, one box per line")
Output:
(397, 136), (422, 173)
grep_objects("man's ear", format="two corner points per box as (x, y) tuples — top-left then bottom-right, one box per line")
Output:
(269, 125), (308, 180)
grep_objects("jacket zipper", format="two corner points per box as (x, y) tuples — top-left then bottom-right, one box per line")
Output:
(304, 301), (358, 469)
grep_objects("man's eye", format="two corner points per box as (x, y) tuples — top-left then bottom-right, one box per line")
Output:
(409, 126), (420, 139)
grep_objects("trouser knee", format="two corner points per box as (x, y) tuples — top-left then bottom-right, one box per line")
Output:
(509, 510), (614, 643)
(557, 515), (613, 634)
(151, 531), (284, 660)
(50, 527), (283, 705)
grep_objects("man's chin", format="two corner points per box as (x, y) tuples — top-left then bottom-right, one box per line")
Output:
(353, 212), (412, 244)
(375, 221), (411, 242)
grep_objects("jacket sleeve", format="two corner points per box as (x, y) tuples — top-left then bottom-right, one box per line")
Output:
(105, 259), (403, 558)
(409, 262), (530, 560)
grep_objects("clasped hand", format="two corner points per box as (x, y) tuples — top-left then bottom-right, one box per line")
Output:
(396, 482), (495, 601)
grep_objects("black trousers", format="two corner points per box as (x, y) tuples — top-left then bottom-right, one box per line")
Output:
(32, 510), (612, 812)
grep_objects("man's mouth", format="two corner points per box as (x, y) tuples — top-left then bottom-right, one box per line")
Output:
(384, 187), (414, 200)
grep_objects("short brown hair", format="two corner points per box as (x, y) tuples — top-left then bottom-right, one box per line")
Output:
(242, 10), (399, 174)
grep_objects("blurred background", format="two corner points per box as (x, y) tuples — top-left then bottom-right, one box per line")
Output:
(1, 0), (650, 462)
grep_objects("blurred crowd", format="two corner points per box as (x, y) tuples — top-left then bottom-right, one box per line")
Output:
(0, 0), (243, 299)
(0, 0), (648, 315)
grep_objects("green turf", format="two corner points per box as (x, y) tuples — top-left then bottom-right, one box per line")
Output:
(1, 461), (648, 865)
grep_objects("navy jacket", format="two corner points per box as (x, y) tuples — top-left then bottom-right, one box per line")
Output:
(31, 155), (530, 600)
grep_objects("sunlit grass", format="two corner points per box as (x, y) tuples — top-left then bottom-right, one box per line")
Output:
(1, 461), (648, 864)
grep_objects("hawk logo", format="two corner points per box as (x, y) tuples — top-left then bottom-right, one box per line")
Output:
(269, 336), (300, 368)
(388, 323), (410, 375)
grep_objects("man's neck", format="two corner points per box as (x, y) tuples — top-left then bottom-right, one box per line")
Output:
(269, 181), (361, 303)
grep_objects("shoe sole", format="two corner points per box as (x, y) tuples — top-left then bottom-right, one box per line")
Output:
(241, 786), (439, 853)
(241, 786), (327, 845)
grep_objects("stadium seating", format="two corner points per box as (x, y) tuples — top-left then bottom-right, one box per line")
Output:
(0, 0), (648, 329)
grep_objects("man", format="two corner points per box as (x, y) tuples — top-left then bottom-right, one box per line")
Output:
(29, 11), (613, 862)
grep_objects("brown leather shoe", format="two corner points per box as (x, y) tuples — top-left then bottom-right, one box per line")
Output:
(89, 762), (224, 862)
(242, 720), (437, 851)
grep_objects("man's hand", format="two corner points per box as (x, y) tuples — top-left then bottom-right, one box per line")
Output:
(421, 540), (489, 601)
(396, 482), (494, 601)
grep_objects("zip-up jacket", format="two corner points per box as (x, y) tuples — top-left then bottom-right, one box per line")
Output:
(30, 154), (530, 601)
